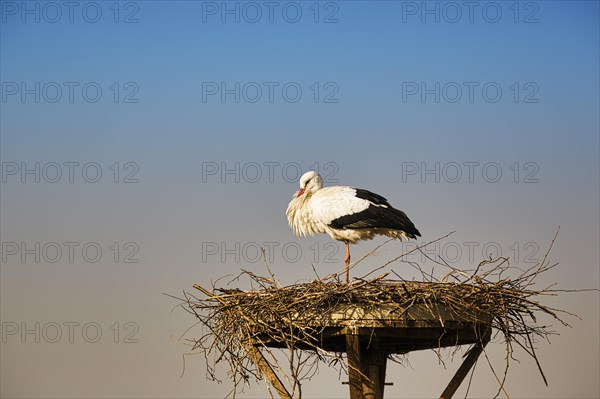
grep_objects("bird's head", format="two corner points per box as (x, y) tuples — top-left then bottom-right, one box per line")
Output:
(295, 170), (323, 198)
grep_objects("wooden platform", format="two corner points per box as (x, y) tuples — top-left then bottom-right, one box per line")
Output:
(248, 303), (492, 399)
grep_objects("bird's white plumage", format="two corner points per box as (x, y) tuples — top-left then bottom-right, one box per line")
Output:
(309, 187), (372, 225)
(287, 170), (420, 282)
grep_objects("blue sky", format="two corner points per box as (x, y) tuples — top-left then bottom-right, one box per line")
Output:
(1, 1), (599, 398)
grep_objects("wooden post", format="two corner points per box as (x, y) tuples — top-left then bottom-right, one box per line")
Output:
(439, 340), (488, 399)
(345, 333), (388, 399)
(345, 334), (363, 399)
(363, 344), (387, 399)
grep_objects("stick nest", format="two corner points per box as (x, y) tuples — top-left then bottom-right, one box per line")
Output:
(175, 231), (578, 398)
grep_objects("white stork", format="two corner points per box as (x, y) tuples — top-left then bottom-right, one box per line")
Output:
(286, 170), (421, 283)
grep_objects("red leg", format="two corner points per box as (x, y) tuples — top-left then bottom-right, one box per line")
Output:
(344, 241), (351, 284)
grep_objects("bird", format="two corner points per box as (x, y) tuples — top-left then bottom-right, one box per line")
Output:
(286, 170), (421, 283)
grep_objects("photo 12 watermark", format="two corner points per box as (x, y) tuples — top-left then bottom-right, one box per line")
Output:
(1, 162), (139, 183)
(1, 1), (140, 23)
(401, 1), (539, 24)
(201, 241), (341, 264)
(201, 161), (339, 184)
(403, 240), (541, 265)
(1, 82), (140, 104)
(401, 161), (540, 183)
(200, 1), (339, 24)
(401, 81), (539, 104)
(1, 241), (140, 264)
(201, 81), (339, 104)
(2, 321), (140, 343)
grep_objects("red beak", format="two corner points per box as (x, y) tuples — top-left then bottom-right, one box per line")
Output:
(295, 188), (305, 198)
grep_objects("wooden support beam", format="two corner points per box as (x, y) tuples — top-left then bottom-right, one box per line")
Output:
(345, 333), (388, 399)
(245, 345), (292, 399)
(363, 345), (387, 399)
(345, 334), (363, 399)
(439, 340), (488, 399)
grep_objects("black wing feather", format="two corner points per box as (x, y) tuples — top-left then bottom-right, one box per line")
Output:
(329, 188), (421, 238)
(354, 188), (390, 206)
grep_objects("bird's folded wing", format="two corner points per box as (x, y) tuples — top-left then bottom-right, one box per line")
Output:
(310, 187), (419, 236)
(308, 186), (379, 227)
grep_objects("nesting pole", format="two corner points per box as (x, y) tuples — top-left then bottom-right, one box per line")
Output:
(189, 237), (569, 399)
(345, 332), (387, 399)
(250, 302), (491, 399)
